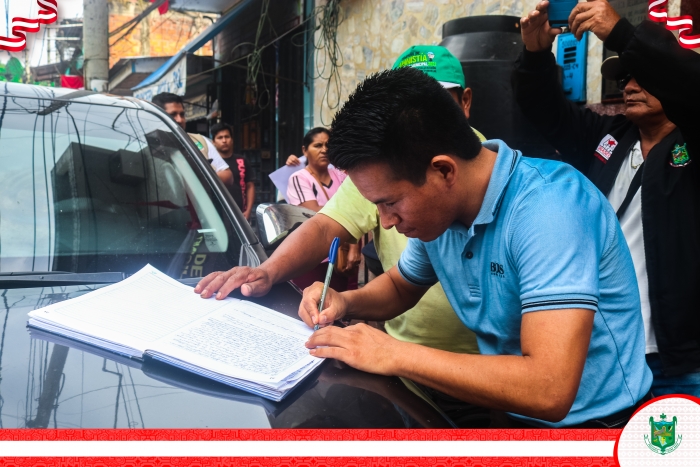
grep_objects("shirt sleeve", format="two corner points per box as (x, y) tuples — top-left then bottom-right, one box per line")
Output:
(286, 172), (315, 206)
(396, 238), (438, 288)
(205, 138), (229, 173)
(507, 179), (608, 313)
(320, 178), (378, 240)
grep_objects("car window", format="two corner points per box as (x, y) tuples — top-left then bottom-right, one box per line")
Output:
(0, 96), (243, 279)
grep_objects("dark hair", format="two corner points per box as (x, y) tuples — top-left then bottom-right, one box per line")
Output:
(210, 122), (233, 139)
(152, 92), (184, 109)
(328, 67), (482, 185)
(451, 87), (465, 103)
(302, 127), (330, 149)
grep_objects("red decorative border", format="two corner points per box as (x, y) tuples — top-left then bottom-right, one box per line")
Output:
(0, 429), (620, 465)
(0, 429), (620, 442)
(0, 457), (618, 467)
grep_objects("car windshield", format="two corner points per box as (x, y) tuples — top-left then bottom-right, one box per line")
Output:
(0, 95), (243, 279)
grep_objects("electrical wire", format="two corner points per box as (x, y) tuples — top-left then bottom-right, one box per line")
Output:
(242, 0), (272, 114)
(110, 0), (169, 37)
(310, 0), (343, 125)
(184, 1), (344, 123)
(185, 10), (316, 82)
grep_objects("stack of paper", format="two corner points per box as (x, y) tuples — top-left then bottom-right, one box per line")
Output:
(27, 265), (324, 401)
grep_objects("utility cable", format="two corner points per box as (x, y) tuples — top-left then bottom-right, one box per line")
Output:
(110, 0), (168, 37)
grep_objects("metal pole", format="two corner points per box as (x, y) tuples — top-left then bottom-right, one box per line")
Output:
(275, 42), (280, 172)
(302, 0), (315, 133)
(82, 0), (109, 92)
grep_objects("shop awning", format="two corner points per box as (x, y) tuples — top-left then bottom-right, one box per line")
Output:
(131, 0), (254, 95)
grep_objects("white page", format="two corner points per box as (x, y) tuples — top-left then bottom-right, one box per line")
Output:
(268, 157), (336, 202)
(27, 265), (233, 353)
(268, 156), (307, 202)
(149, 300), (321, 384)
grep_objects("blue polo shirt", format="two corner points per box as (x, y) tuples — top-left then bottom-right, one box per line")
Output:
(397, 140), (652, 427)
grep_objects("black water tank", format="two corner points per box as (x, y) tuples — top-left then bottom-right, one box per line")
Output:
(441, 16), (556, 158)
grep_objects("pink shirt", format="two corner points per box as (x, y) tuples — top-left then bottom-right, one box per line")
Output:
(287, 167), (347, 207)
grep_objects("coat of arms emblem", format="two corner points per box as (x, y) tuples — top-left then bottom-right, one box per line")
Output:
(670, 143), (691, 167)
(644, 413), (682, 455)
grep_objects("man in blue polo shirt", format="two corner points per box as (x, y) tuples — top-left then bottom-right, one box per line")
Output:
(299, 67), (652, 427)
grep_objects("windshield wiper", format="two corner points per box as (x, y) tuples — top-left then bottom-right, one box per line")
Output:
(0, 271), (126, 288)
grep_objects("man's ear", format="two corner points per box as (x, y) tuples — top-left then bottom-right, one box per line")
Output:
(461, 88), (473, 120)
(430, 156), (458, 188)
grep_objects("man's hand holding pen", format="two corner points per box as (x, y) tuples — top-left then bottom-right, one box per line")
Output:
(298, 281), (347, 329)
(299, 281), (406, 376)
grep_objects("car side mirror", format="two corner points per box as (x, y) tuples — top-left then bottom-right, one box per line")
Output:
(255, 203), (315, 251)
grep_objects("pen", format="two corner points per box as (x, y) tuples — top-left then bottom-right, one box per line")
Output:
(314, 237), (340, 331)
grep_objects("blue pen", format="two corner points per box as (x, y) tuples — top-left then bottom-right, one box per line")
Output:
(314, 237), (340, 331)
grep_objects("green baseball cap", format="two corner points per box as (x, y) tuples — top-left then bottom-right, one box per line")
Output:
(392, 45), (465, 89)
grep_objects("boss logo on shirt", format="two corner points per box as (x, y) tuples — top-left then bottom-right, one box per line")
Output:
(490, 262), (505, 278)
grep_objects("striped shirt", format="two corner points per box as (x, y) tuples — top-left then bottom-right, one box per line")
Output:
(286, 167), (346, 207)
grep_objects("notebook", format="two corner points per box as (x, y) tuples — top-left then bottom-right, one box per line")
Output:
(26, 264), (324, 401)
(28, 327), (321, 416)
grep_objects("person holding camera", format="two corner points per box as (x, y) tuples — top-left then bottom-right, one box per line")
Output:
(513, 0), (700, 396)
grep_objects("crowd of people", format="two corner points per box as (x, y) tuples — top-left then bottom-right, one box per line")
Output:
(165, 0), (698, 429)
(151, 94), (255, 221)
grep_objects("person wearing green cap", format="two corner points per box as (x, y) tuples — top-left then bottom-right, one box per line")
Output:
(392, 45), (471, 108)
(196, 46), (490, 427)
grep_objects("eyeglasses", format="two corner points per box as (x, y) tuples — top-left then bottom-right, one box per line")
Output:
(617, 74), (632, 92)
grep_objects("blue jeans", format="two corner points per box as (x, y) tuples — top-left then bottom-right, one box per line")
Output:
(646, 353), (700, 397)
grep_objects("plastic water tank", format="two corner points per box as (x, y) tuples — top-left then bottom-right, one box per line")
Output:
(440, 16), (556, 158)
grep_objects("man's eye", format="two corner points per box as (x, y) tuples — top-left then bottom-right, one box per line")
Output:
(384, 202), (395, 207)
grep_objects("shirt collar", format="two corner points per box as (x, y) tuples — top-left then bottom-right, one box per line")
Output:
(446, 139), (519, 235)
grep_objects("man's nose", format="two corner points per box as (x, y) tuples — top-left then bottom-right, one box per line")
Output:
(377, 206), (400, 230)
(624, 77), (642, 93)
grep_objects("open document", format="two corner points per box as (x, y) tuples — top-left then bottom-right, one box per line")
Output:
(27, 265), (324, 401)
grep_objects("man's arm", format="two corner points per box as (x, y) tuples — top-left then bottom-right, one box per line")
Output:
(514, 1), (615, 171)
(217, 169), (234, 186)
(568, 0), (700, 155)
(298, 236), (435, 328)
(298, 266), (428, 328)
(204, 138), (234, 186)
(300, 200), (322, 212)
(307, 307), (593, 422)
(344, 243), (362, 272)
(244, 181), (255, 219)
(195, 213), (355, 298)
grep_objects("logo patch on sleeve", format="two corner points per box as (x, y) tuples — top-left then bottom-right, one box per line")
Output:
(595, 134), (618, 162)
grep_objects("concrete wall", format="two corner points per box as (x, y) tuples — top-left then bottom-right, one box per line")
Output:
(312, 0), (682, 126)
(109, 0), (215, 68)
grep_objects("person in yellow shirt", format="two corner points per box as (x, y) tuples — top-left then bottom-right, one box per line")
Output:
(195, 45), (489, 426)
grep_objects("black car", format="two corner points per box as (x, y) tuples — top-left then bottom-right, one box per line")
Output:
(0, 83), (451, 429)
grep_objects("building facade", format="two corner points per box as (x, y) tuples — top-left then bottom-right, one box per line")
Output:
(311, 0), (685, 125)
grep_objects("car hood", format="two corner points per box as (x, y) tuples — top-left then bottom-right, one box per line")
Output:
(0, 284), (451, 429)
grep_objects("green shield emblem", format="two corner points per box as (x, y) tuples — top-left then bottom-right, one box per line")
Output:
(645, 413), (682, 455)
(670, 143), (691, 167)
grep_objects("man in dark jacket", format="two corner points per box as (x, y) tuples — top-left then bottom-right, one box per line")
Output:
(513, 0), (700, 396)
